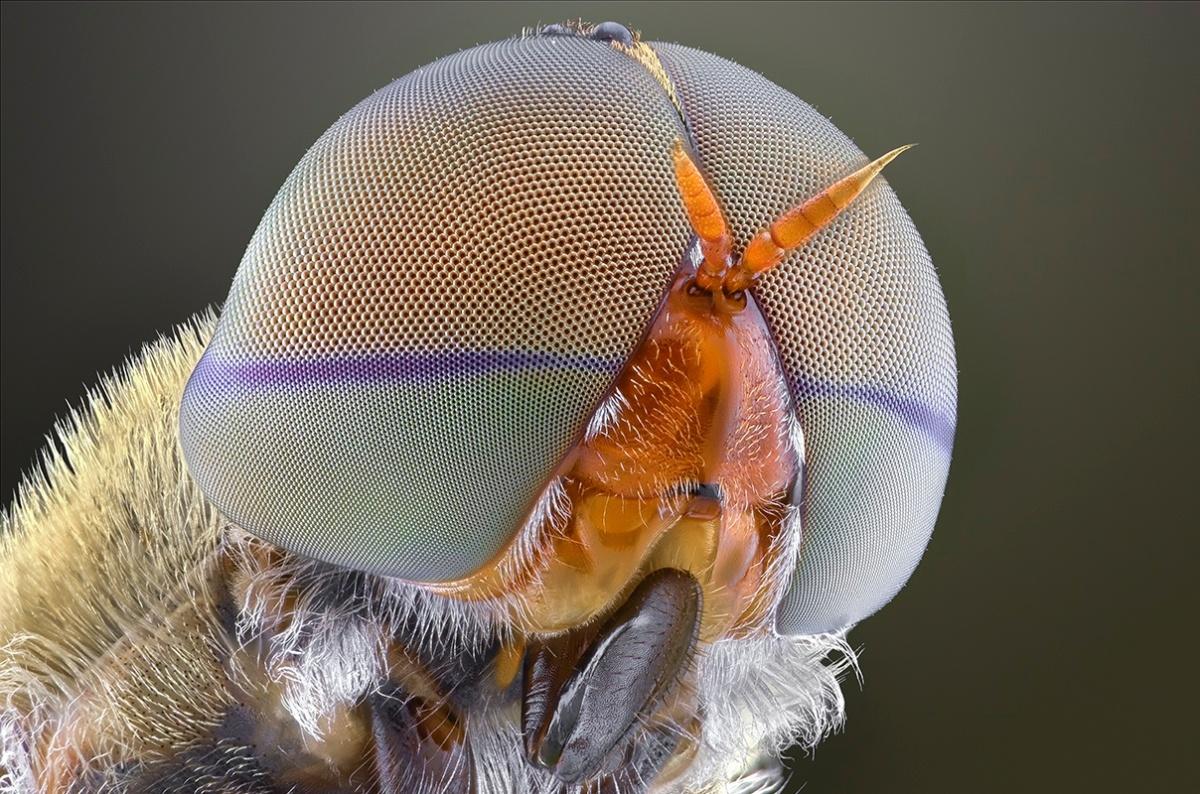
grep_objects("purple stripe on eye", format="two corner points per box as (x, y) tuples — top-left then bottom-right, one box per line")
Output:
(189, 350), (953, 452)
(790, 374), (956, 453)
(191, 348), (625, 390)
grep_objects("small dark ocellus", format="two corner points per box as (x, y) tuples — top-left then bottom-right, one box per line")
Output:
(1, 21), (956, 793)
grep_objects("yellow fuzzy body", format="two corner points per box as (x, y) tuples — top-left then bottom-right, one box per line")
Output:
(0, 315), (231, 789)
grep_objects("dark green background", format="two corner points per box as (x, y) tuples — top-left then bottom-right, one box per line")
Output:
(3, 3), (1196, 790)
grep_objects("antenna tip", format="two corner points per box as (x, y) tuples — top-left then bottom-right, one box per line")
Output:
(875, 143), (917, 167)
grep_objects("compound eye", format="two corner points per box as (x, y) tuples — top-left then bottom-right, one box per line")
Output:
(776, 399), (953, 635)
(179, 36), (690, 581)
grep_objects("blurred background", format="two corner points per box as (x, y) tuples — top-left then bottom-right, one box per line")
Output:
(2, 2), (1196, 791)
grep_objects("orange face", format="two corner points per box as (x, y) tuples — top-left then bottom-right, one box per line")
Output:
(435, 266), (800, 642)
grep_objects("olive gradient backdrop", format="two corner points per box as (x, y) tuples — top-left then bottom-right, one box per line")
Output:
(2, 2), (1196, 791)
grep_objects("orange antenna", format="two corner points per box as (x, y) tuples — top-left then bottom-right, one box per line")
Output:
(672, 140), (732, 291)
(726, 144), (914, 292)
